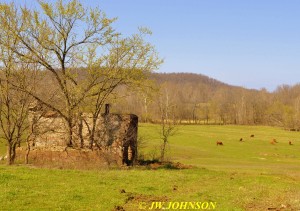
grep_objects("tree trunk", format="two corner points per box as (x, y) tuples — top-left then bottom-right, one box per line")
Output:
(78, 114), (84, 148)
(161, 137), (167, 162)
(6, 142), (16, 165)
(89, 116), (97, 149)
(25, 138), (31, 164)
(11, 144), (16, 163)
(7, 144), (12, 165)
(67, 120), (73, 147)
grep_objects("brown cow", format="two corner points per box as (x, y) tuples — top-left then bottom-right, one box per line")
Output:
(239, 138), (243, 142)
(216, 141), (223, 146)
(272, 138), (278, 143)
(289, 141), (293, 145)
(250, 134), (255, 138)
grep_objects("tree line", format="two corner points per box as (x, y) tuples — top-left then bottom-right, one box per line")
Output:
(113, 73), (300, 130)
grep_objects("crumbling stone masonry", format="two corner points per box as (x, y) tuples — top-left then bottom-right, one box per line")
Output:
(28, 104), (138, 166)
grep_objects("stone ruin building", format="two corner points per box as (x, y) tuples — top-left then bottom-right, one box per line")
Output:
(26, 104), (138, 167)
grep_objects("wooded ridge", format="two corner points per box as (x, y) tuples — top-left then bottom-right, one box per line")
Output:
(113, 72), (300, 129)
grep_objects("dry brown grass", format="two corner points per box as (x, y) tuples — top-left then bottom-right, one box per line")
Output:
(15, 148), (121, 169)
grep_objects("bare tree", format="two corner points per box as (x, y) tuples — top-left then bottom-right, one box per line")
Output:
(158, 87), (178, 162)
(0, 29), (37, 164)
(0, 1), (162, 148)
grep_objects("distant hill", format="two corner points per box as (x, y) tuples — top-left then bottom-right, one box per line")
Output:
(115, 72), (300, 128)
(151, 72), (231, 89)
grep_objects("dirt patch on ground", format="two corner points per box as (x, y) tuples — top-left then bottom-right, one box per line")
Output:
(246, 203), (296, 211)
(137, 160), (194, 170)
(14, 148), (194, 171)
(15, 148), (120, 169)
(244, 194), (300, 211)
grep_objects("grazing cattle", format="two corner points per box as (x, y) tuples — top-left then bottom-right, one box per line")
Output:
(216, 141), (223, 146)
(250, 134), (255, 138)
(272, 138), (278, 143)
(289, 141), (293, 145)
(239, 138), (243, 142)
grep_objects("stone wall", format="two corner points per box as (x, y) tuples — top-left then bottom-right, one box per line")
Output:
(28, 110), (138, 166)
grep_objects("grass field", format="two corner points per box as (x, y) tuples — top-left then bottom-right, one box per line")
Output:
(0, 124), (300, 210)
(140, 124), (300, 174)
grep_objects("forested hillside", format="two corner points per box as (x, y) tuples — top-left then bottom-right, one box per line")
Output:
(113, 73), (300, 129)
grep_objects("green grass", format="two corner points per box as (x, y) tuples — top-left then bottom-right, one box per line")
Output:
(0, 166), (299, 210)
(0, 124), (300, 210)
(139, 124), (300, 174)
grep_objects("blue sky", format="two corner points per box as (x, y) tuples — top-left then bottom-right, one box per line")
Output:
(5, 0), (300, 91)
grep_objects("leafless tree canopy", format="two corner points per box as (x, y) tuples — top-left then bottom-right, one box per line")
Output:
(0, 0), (162, 164)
